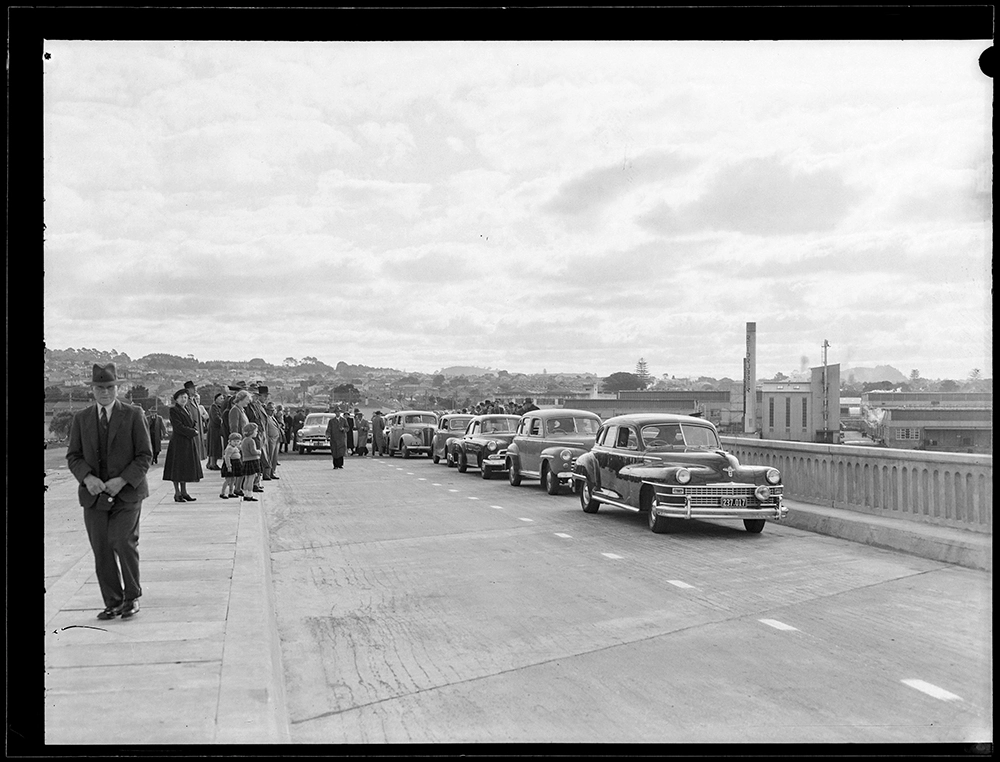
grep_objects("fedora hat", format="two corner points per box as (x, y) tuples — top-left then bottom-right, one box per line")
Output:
(228, 380), (247, 392)
(257, 386), (269, 395)
(184, 380), (196, 391)
(91, 363), (118, 387)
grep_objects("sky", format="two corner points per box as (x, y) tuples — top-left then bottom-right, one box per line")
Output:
(42, 38), (992, 381)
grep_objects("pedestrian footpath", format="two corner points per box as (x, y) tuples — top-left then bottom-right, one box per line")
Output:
(43, 471), (290, 745)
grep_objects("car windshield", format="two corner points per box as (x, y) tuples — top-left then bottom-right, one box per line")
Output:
(482, 418), (516, 433)
(640, 423), (720, 450)
(405, 414), (437, 425)
(545, 416), (601, 436)
(304, 415), (332, 427)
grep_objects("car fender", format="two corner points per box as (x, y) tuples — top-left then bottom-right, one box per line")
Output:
(574, 451), (600, 485)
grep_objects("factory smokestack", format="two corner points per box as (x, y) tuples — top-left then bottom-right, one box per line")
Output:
(743, 322), (756, 433)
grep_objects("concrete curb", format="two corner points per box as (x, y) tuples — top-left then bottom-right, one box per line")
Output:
(215, 497), (291, 744)
(782, 499), (992, 571)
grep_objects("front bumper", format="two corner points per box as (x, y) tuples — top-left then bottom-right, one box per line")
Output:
(298, 437), (330, 449)
(483, 451), (508, 469)
(651, 491), (787, 521)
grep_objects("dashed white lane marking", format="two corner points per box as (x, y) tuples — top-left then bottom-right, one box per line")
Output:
(468, 496), (480, 500)
(490, 505), (504, 510)
(760, 619), (798, 631)
(554, 533), (572, 538)
(668, 580), (694, 589)
(406, 472), (414, 475)
(417, 478), (426, 481)
(902, 679), (962, 701)
(518, 517), (534, 522)
(601, 553), (624, 559)
(448, 489), (459, 493)
(432, 483), (442, 486)
(396, 468), (404, 471)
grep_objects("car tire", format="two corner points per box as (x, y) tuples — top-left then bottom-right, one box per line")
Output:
(580, 477), (600, 513)
(508, 459), (521, 486)
(457, 452), (468, 473)
(480, 459), (491, 479)
(744, 518), (766, 534)
(446, 450), (455, 467)
(544, 464), (561, 495)
(433, 453), (440, 464)
(643, 487), (670, 534)
(402, 444), (410, 459)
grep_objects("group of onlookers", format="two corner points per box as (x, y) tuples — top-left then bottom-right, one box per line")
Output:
(448, 397), (540, 417)
(148, 380), (309, 502)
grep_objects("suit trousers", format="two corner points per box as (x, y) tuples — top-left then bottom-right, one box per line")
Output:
(83, 500), (142, 608)
(266, 436), (280, 476)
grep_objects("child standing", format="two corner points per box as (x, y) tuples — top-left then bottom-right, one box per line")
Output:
(220, 432), (243, 499)
(240, 423), (261, 501)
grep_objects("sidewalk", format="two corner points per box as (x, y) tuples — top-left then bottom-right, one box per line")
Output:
(43, 469), (290, 745)
(41, 461), (990, 746)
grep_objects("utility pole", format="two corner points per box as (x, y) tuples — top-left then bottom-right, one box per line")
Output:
(822, 339), (830, 436)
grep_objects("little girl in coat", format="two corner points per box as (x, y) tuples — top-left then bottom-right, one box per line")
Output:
(239, 424), (261, 501)
(220, 432), (243, 499)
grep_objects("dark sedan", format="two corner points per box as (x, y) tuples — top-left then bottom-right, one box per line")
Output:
(573, 413), (787, 534)
(452, 415), (521, 479)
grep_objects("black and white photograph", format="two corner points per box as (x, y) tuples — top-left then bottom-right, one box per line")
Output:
(18, 6), (992, 754)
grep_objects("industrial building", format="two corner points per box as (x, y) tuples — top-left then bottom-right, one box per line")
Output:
(862, 392), (992, 453)
(760, 364), (842, 443)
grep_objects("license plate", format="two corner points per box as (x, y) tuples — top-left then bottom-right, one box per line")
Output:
(721, 497), (747, 507)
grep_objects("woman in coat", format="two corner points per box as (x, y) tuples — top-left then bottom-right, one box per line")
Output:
(207, 392), (225, 470)
(227, 391), (251, 450)
(162, 389), (204, 501)
(325, 407), (348, 469)
(354, 411), (370, 456)
(147, 411), (166, 464)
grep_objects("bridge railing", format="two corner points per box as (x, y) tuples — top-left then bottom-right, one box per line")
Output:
(720, 437), (992, 534)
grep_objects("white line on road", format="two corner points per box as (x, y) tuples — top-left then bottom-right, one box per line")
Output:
(601, 553), (624, 559)
(432, 483), (442, 486)
(490, 505), (504, 510)
(902, 679), (962, 701)
(406, 472), (414, 475)
(417, 478), (426, 481)
(554, 533), (572, 538)
(396, 468), (404, 471)
(759, 619), (798, 631)
(448, 489), (459, 492)
(468, 496), (480, 500)
(518, 517), (534, 522)
(668, 580), (694, 589)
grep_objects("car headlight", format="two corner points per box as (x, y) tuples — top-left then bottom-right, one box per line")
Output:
(560, 449), (572, 460)
(487, 441), (498, 452)
(755, 485), (772, 502)
(675, 468), (691, 484)
(766, 468), (780, 485)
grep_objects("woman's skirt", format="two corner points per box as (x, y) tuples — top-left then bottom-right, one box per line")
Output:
(241, 457), (262, 476)
(221, 459), (243, 478)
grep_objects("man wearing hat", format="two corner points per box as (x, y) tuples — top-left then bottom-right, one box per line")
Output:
(371, 410), (387, 456)
(245, 384), (270, 488)
(67, 363), (153, 620)
(182, 381), (206, 464)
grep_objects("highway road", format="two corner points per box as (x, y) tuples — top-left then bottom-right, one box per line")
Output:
(264, 452), (991, 744)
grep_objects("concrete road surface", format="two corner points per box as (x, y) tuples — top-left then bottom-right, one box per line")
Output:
(265, 453), (992, 744)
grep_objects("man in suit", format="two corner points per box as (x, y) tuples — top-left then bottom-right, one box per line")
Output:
(67, 363), (153, 620)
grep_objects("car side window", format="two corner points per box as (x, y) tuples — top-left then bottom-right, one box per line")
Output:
(600, 425), (618, 447)
(470, 421), (480, 435)
(615, 427), (634, 449)
(529, 418), (541, 436)
(622, 427), (639, 450)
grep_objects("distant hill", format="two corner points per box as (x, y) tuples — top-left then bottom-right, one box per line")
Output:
(843, 365), (907, 384)
(437, 366), (497, 377)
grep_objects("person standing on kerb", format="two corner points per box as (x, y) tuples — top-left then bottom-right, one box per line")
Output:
(66, 363), (152, 621)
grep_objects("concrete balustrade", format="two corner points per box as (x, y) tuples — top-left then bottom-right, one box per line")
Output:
(720, 437), (992, 534)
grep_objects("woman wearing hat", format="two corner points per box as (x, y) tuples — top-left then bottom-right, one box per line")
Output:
(162, 389), (204, 501)
(206, 392), (226, 470)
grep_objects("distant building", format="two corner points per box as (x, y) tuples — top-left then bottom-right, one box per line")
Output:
(862, 391), (992, 453)
(761, 364), (841, 443)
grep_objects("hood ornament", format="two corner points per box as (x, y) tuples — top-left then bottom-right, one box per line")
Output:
(724, 466), (735, 479)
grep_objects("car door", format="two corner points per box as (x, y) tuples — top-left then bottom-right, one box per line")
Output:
(611, 425), (644, 504)
(520, 415), (543, 476)
(592, 424), (617, 492)
(463, 419), (483, 459)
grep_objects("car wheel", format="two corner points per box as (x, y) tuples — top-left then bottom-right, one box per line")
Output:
(388, 445), (395, 457)
(508, 459), (521, 486)
(544, 464), (561, 495)
(643, 487), (670, 534)
(480, 460), (491, 479)
(446, 450), (455, 467)
(744, 518), (766, 534)
(580, 477), (600, 513)
(457, 452), (468, 473)
(402, 444), (410, 459)
(433, 453), (440, 464)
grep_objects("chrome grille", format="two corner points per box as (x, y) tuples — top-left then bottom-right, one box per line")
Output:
(656, 484), (783, 506)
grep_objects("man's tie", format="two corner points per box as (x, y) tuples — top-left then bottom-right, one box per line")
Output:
(100, 407), (109, 430)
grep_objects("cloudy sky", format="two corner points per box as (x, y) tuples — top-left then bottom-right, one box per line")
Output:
(42, 38), (992, 381)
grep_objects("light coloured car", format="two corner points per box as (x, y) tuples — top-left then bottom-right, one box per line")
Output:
(432, 414), (474, 464)
(506, 409), (602, 494)
(295, 412), (336, 454)
(387, 410), (438, 458)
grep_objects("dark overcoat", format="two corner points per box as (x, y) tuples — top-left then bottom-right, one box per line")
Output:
(163, 404), (204, 482)
(207, 401), (225, 460)
(326, 415), (348, 460)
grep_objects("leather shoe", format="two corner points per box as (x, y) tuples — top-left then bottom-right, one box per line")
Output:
(243, 496), (258, 502)
(182, 495), (197, 501)
(97, 604), (122, 620)
(270, 475), (280, 479)
(263, 476), (272, 481)
(253, 487), (264, 493)
(120, 600), (139, 619)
